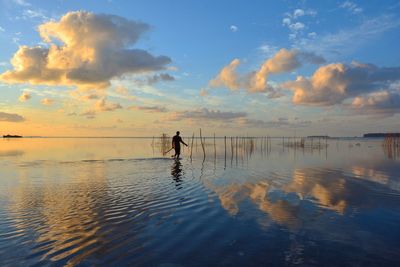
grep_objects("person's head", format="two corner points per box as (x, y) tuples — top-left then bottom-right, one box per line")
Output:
(176, 131), (180, 135)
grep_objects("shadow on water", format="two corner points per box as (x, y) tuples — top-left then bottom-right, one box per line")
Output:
(171, 159), (183, 188)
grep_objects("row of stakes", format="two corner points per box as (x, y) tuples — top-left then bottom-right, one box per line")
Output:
(152, 129), (329, 161)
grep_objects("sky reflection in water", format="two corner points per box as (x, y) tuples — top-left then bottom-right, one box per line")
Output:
(0, 137), (399, 266)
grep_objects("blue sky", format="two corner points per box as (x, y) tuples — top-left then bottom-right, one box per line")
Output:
(0, 0), (399, 136)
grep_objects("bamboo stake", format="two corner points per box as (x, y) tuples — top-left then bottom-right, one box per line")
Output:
(190, 132), (194, 160)
(200, 128), (206, 159)
(214, 133), (216, 159)
(224, 136), (227, 168)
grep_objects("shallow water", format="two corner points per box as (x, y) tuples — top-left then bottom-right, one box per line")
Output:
(0, 137), (399, 266)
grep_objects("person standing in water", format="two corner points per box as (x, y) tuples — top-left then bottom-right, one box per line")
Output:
(172, 131), (188, 158)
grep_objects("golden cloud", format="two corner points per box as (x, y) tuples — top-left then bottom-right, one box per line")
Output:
(209, 49), (324, 93)
(18, 91), (31, 102)
(0, 11), (171, 89)
(209, 58), (241, 90)
(283, 62), (400, 109)
(41, 98), (54, 105)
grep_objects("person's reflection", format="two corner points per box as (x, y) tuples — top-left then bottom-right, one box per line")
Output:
(171, 159), (183, 188)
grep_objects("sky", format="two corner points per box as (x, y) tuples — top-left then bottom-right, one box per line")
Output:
(0, 0), (399, 137)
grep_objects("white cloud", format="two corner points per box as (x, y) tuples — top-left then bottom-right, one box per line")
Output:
(282, 8), (316, 39)
(282, 18), (291, 26)
(340, 1), (363, 14)
(258, 44), (278, 57)
(296, 14), (400, 58)
(293, 9), (305, 19)
(22, 9), (48, 21)
(308, 32), (317, 38)
(13, 0), (30, 6)
(230, 25), (238, 32)
(0, 11), (171, 89)
(289, 22), (305, 31)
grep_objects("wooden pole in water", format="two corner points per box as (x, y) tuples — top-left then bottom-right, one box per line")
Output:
(235, 136), (238, 164)
(214, 133), (216, 159)
(190, 132), (194, 161)
(200, 128), (206, 159)
(224, 136), (227, 167)
(224, 136), (226, 157)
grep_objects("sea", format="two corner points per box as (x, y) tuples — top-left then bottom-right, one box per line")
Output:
(0, 137), (399, 266)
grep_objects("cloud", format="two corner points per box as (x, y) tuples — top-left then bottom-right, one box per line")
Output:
(282, 62), (400, 107)
(199, 88), (208, 97)
(289, 22), (305, 31)
(94, 98), (122, 111)
(340, 1), (363, 14)
(81, 93), (101, 101)
(351, 91), (400, 115)
(80, 110), (96, 119)
(293, 9), (305, 19)
(114, 86), (130, 95)
(296, 14), (400, 58)
(110, 85), (135, 100)
(22, 9), (48, 20)
(13, 0), (30, 6)
(237, 117), (312, 128)
(258, 44), (278, 57)
(0, 111), (25, 122)
(41, 98), (54, 105)
(146, 73), (175, 85)
(169, 108), (247, 121)
(129, 105), (168, 113)
(230, 25), (238, 32)
(209, 58), (241, 90)
(18, 91), (31, 102)
(0, 26), (5, 32)
(210, 48), (325, 93)
(0, 11), (171, 89)
(282, 8), (317, 40)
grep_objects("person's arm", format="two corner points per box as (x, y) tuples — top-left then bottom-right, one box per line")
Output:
(180, 137), (188, 146)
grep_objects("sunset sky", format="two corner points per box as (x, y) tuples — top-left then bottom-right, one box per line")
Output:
(0, 0), (399, 137)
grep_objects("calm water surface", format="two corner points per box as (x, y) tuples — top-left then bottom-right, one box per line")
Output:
(0, 137), (399, 266)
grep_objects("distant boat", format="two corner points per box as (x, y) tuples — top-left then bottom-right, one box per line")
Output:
(3, 135), (22, 138)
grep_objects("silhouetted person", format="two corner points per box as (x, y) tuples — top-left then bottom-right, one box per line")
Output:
(172, 131), (188, 158)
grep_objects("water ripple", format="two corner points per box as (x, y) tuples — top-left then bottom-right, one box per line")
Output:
(2, 139), (400, 266)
